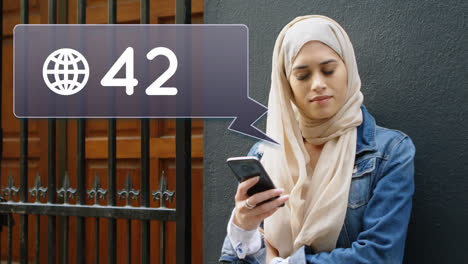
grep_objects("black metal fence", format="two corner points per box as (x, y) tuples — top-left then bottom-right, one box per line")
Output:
(0, 0), (192, 263)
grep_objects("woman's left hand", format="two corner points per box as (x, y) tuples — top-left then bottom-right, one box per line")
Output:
(263, 231), (279, 264)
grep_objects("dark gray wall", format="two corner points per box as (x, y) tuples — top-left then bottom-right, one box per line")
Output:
(203, 1), (467, 263)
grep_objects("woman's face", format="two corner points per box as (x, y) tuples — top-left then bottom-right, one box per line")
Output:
(289, 41), (348, 120)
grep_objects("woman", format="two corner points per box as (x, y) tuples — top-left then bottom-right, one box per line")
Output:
(220, 15), (415, 264)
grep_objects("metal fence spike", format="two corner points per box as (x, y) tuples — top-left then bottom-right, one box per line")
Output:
(34, 172), (41, 189)
(117, 173), (140, 206)
(63, 172), (70, 190)
(124, 172), (133, 191)
(152, 170), (175, 208)
(57, 171), (76, 204)
(29, 172), (48, 202)
(93, 172), (101, 190)
(3, 174), (19, 201)
(87, 173), (107, 204)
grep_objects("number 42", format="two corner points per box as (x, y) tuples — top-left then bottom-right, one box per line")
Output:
(100, 47), (178, 96)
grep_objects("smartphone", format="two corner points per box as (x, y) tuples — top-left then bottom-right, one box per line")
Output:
(227, 156), (282, 206)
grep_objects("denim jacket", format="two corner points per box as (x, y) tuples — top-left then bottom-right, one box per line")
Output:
(219, 105), (416, 264)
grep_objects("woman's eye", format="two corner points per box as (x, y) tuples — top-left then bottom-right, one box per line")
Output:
(296, 74), (309, 80)
(323, 70), (334, 75)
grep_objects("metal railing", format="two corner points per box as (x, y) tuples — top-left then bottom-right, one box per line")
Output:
(0, 0), (192, 263)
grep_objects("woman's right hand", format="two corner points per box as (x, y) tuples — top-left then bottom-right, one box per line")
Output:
(233, 176), (289, 231)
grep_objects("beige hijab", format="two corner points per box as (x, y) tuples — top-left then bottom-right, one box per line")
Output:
(261, 15), (364, 257)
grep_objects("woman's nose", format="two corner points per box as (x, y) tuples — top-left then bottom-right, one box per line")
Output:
(311, 74), (326, 92)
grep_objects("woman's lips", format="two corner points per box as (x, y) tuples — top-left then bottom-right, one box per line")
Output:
(310, 95), (332, 104)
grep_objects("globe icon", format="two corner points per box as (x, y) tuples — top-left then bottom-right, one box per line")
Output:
(42, 48), (89, 96)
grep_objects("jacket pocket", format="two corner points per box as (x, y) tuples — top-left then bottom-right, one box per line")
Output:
(348, 157), (376, 209)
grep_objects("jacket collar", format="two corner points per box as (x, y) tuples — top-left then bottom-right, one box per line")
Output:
(356, 105), (377, 155)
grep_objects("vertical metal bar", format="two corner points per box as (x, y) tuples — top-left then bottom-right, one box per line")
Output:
(160, 221), (165, 264)
(108, 0), (116, 24)
(48, 1), (57, 264)
(140, 118), (150, 264)
(78, 0), (86, 24)
(107, 2), (117, 264)
(175, 119), (191, 264)
(58, 0), (68, 24)
(48, 119), (57, 264)
(175, 0), (191, 24)
(0, 0), (2, 256)
(76, 119), (85, 264)
(94, 217), (99, 264)
(35, 214), (40, 264)
(48, 124), (57, 264)
(126, 220), (131, 264)
(63, 215), (69, 263)
(140, 1), (150, 264)
(0, 0), (3, 258)
(108, 119), (117, 264)
(21, 0), (29, 24)
(140, 0), (149, 24)
(175, 1), (192, 264)
(7, 214), (12, 264)
(48, 0), (57, 24)
(0, 0), (3, 196)
(20, 1), (29, 262)
(0, 0), (3, 161)
(76, 2), (86, 264)
(57, 119), (66, 264)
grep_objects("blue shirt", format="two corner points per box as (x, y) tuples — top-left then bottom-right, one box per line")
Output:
(220, 105), (416, 264)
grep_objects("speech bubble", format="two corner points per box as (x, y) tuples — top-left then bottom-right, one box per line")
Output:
(14, 25), (278, 145)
